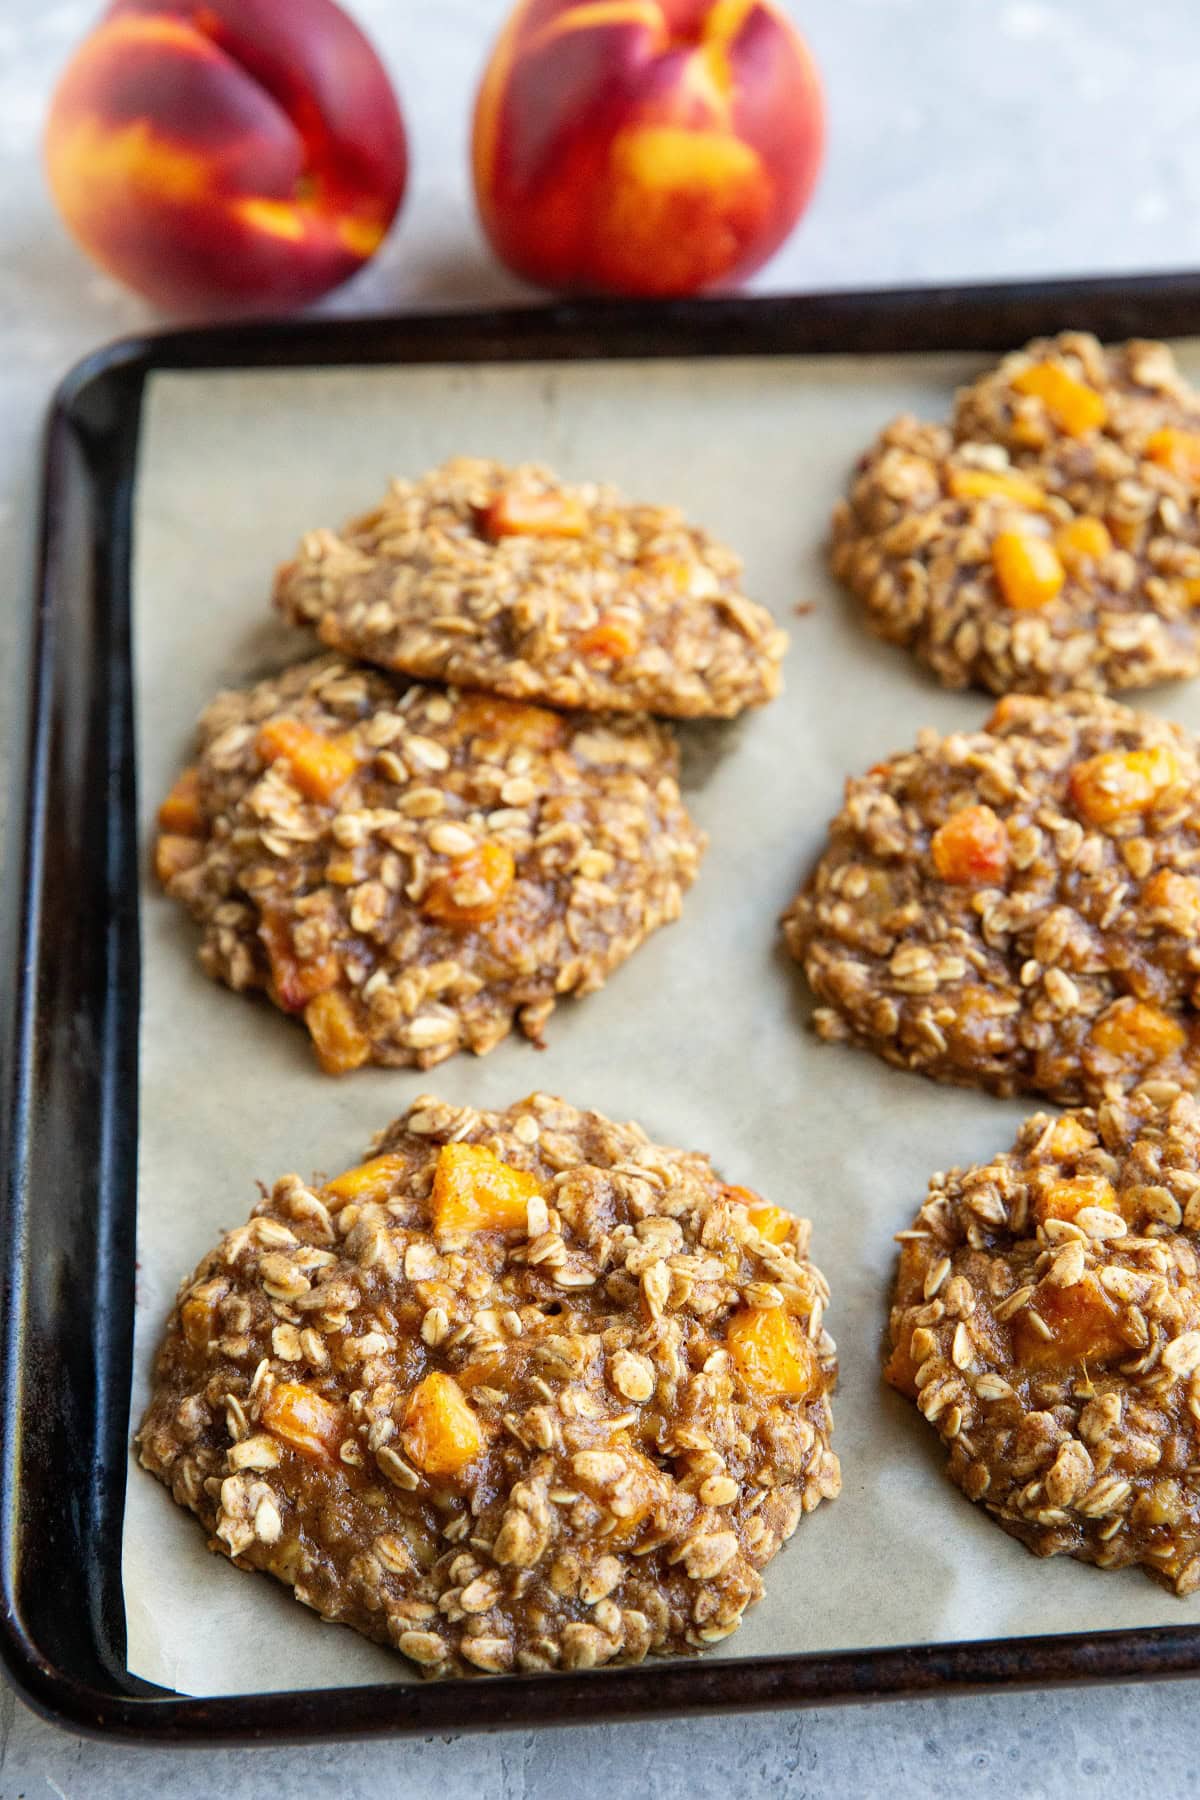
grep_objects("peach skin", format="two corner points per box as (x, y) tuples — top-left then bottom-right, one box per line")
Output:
(472, 0), (824, 296)
(44, 0), (407, 314)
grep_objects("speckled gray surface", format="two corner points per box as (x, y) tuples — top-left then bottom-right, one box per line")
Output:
(5, 0), (1200, 1792)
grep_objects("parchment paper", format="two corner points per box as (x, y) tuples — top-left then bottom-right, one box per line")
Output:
(125, 343), (1200, 1697)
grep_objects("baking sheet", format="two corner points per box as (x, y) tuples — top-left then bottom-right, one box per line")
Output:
(125, 342), (1200, 1698)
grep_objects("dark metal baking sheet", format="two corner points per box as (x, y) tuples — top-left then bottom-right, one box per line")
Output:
(8, 276), (1200, 1741)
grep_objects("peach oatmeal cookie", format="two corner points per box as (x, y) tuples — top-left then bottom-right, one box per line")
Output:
(887, 1086), (1200, 1592)
(273, 457), (786, 719)
(833, 333), (1200, 694)
(782, 692), (1200, 1106)
(155, 654), (704, 1073)
(137, 1092), (840, 1676)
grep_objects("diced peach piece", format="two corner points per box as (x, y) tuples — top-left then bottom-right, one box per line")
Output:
(1090, 1000), (1187, 1063)
(992, 530), (1065, 610)
(154, 832), (203, 883)
(986, 694), (1033, 732)
(1039, 1114), (1097, 1160)
(883, 1327), (919, 1399)
(1013, 1275), (1127, 1371)
(1142, 867), (1200, 924)
(1032, 1174), (1118, 1226)
(158, 765), (204, 835)
(930, 804), (1008, 885)
(571, 1438), (670, 1538)
(1069, 745), (1180, 825)
(261, 1380), (345, 1464)
(400, 1371), (484, 1477)
(430, 1141), (542, 1235)
(422, 840), (516, 927)
(455, 693), (565, 752)
(1012, 362), (1108, 436)
(747, 1204), (794, 1245)
(1147, 427), (1200, 484)
(324, 1153), (407, 1204)
(180, 1283), (222, 1350)
(576, 615), (641, 661)
(304, 991), (371, 1075)
(727, 1306), (817, 1399)
(258, 908), (339, 1013)
(477, 489), (587, 539)
(257, 717), (358, 803)
(1054, 515), (1112, 570)
(948, 467), (1046, 508)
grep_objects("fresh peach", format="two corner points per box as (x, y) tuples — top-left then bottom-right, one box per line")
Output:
(472, 0), (824, 296)
(44, 0), (407, 314)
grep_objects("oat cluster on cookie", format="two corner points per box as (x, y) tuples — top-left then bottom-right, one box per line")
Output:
(138, 1094), (839, 1674)
(833, 333), (1200, 695)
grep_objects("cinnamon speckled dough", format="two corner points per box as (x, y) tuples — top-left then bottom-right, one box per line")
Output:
(137, 1092), (840, 1677)
(273, 457), (787, 718)
(155, 654), (705, 1073)
(833, 333), (1200, 694)
(783, 692), (1200, 1106)
(887, 1086), (1200, 1594)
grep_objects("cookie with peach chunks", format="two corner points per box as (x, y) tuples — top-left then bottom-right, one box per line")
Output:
(887, 1086), (1200, 1592)
(274, 457), (787, 718)
(137, 1092), (840, 1675)
(783, 692), (1200, 1105)
(833, 333), (1200, 694)
(155, 654), (704, 1072)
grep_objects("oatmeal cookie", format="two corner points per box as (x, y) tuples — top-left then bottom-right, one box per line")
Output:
(155, 655), (705, 1073)
(833, 333), (1200, 694)
(887, 1085), (1200, 1593)
(137, 1092), (840, 1675)
(273, 457), (786, 718)
(782, 692), (1200, 1105)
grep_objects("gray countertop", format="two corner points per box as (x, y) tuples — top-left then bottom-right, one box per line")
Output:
(3, 0), (1200, 1792)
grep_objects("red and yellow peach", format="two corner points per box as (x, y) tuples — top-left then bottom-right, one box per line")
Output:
(472, 0), (824, 296)
(44, 0), (407, 314)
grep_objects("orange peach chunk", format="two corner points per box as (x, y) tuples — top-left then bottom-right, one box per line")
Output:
(746, 1204), (794, 1245)
(948, 467), (1046, 508)
(1038, 1114), (1098, 1160)
(1147, 428), (1200, 483)
(576, 615), (641, 661)
(1090, 1001), (1187, 1063)
(158, 765), (204, 835)
(1054, 515), (1112, 570)
(455, 693), (565, 751)
(992, 530), (1065, 610)
(1069, 746), (1181, 825)
(400, 1372), (484, 1477)
(324, 1153), (407, 1204)
(1013, 1275), (1127, 1371)
(930, 804), (1008, 885)
(431, 1141), (542, 1235)
(257, 717), (358, 803)
(727, 1306), (817, 1398)
(258, 908), (339, 1014)
(478, 489), (587, 539)
(303, 990), (371, 1075)
(261, 1380), (346, 1464)
(154, 832), (203, 883)
(1142, 867), (1200, 924)
(422, 840), (516, 927)
(1032, 1174), (1118, 1226)
(1012, 362), (1108, 436)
